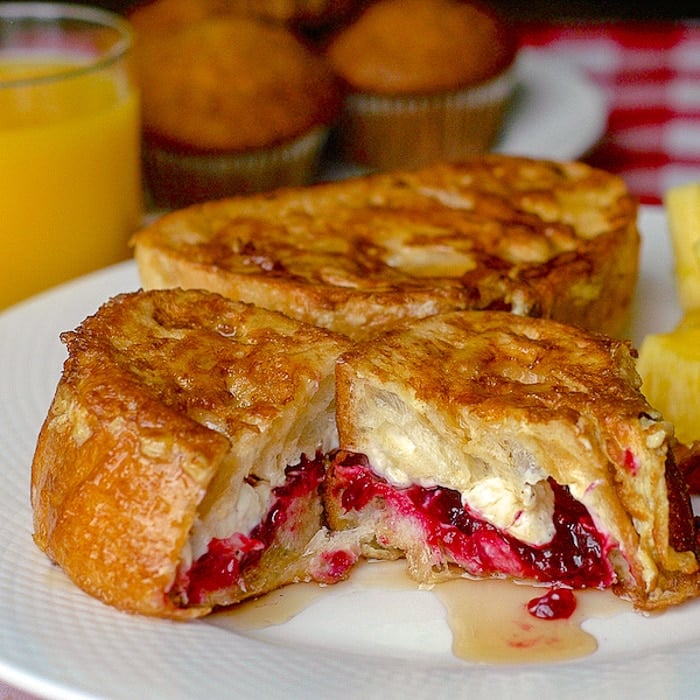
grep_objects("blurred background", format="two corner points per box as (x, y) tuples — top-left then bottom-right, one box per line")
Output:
(21, 0), (700, 20)
(487, 1), (700, 21)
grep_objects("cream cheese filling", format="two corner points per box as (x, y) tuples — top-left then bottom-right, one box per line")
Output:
(352, 385), (557, 546)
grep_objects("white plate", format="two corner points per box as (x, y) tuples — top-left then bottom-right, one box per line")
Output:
(495, 49), (608, 161)
(0, 206), (695, 700)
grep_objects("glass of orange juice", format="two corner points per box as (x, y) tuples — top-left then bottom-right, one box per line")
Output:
(0, 3), (142, 310)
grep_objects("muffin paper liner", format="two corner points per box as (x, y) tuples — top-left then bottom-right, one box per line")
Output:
(335, 67), (516, 170)
(144, 126), (328, 209)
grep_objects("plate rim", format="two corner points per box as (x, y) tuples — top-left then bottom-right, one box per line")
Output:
(495, 48), (608, 160)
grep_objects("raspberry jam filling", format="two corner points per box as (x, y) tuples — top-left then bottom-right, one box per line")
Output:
(330, 451), (616, 590)
(527, 587), (578, 620)
(180, 454), (350, 606)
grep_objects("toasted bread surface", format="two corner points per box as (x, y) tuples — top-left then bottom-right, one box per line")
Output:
(133, 155), (639, 340)
(326, 310), (700, 610)
(31, 288), (353, 618)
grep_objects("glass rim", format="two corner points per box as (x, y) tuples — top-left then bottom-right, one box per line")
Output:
(0, 2), (133, 89)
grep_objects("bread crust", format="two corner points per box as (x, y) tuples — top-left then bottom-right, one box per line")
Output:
(133, 155), (639, 340)
(326, 310), (700, 611)
(31, 289), (353, 618)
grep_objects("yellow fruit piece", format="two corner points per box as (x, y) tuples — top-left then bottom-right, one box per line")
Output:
(676, 309), (700, 330)
(664, 182), (700, 311)
(637, 320), (700, 445)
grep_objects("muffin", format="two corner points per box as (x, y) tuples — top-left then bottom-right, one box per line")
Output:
(134, 14), (342, 208)
(324, 0), (517, 170)
(225, 0), (361, 32)
(128, 0), (233, 34)
(129, 0), (361, 35)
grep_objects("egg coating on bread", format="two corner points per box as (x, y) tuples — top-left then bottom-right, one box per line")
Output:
(132, 154), (639, 340)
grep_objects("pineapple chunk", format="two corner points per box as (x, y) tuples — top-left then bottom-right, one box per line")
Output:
(676, 309), (700, 330)
(664, 182), (700, 310)
(638, 187), (700, 445)
(637, 318), (700, 445)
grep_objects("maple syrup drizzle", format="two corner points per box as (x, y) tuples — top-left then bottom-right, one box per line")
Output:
(207, 581), (327, 632)
(207, 560), (631, 663)
(207, 560), (413, 632)
(433, 577), (629, 664)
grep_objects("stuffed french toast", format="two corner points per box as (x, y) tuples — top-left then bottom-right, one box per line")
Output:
(31, 288), (358, 618)
(132, 154), (639, 340)
(324, 310), (700, 611)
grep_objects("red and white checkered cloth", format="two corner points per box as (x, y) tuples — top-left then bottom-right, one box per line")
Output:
(518, 21), (700, 204)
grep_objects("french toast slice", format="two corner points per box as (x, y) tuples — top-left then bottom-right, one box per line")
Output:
(324, 310), (700, 611)
(31, 288), (356, 618)
(132, 154), (639, 340)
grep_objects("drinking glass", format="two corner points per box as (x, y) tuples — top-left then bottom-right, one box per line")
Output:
(0, 3), (142, 309)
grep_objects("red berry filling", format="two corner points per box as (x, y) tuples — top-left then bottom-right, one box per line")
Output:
(330, 451), (616, 590)
(179, 453), (353, 606)
(623, 448), (639, 476)
(186, 534), (265, 604)
(527, 587), (578, 620)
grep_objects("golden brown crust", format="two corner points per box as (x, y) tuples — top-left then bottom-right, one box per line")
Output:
(328, 310), (700, 611)
(324, 0), (516, 95)
(32, 379), (226, 619)
(133, 154), (640, 340)
(31, 289), (353, 618)
(134, 16), (341, 152)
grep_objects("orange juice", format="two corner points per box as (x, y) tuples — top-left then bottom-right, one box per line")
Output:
(0, 59), (142, 309)
(0, 3), (142, 310)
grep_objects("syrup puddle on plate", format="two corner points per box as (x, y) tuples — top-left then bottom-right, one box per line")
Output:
(433, 576), (629, 663)
(207, 560), (631, 664)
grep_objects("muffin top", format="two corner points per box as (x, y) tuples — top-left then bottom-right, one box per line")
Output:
(325, 0), (516, 95)
(128, 0), (234, 35)
(135, 15), (342, 152)
(224, 0), (360, 30)
(129, 0), (360, 34)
